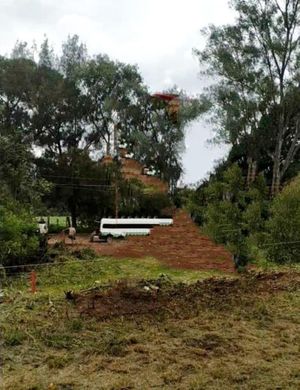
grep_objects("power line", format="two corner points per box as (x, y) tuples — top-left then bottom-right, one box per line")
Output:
(1, 256), (118, 270)
(260, 240), (300, 248)
(2, 240), (300, 271)
(42, 174), (111, 183)
(53, 183), (114, 188)
(51, 183), (115, 192)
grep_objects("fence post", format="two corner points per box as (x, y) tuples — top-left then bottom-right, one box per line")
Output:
(30, 271), (37, 293)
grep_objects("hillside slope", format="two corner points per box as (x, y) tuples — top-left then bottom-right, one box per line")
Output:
(98, 210), (234, 272)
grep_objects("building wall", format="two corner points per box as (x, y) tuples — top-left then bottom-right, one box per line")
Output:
(100, 149), (168, 193)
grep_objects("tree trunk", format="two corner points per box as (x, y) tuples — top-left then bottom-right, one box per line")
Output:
(271, 110), (286, 196)
(69, 197), (77, 228)
(271, 137), (283, 196)
(246, 157), (257, 186)
(114, 122), (118, 156)
(251, 160), (257, 183)
(106, 133), (111, 156)
(280, 117), (300, 181)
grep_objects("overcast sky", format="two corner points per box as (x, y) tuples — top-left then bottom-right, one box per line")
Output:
(0, 0), (235, 184)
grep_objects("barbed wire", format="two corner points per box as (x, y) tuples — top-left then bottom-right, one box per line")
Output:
(1, 239), (300, 271)
(1, 254), (122, 270)
(42, 174), (111, 182)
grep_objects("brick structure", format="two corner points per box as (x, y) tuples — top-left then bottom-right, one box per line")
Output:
(101, 147), (168, 193)
(101, 155), (114, 165)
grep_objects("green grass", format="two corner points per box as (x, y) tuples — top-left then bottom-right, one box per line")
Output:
(1, 254), (300, 390)
(3, 255), (226, 298)
(36, 215), (91, 232)
(37, 215), (68, 228)
(252, 255), (300, 272)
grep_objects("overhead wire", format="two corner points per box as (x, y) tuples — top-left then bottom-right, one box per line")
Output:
(42, 174), (112, 183)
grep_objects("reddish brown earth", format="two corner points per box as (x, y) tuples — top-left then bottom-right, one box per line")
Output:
(75, 271), (300, 320)
(50, 210), (234, 272)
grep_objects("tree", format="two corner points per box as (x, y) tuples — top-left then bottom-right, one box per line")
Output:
(195, 0), (300, 194)
(60, 35), (88, 78)
(39, 37), (56, 69)
(11, 40), (35, 60)
(80, 55), (145, 155)
(184, 163), (269, 266)
(0, 201), (39, 267)
(0, 35), (203, 227)
(31, 65), (87, 156)
(37, 150), (117, 227)
(0, 57), (36, 137)
(266, 174), (300, 263)
(122, 90), (206, 190)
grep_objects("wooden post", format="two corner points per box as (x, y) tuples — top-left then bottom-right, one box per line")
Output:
(115, 180), (119, 219)
(30, 271), (37, 293)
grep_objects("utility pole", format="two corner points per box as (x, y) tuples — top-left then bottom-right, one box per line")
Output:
(114, 120), (120, 219)
(115, 180), (119, 219)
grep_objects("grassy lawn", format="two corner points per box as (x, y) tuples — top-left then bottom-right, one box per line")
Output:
(4, 255), (225, 298)
(37, 216), (68, 226)
(1, 253), (300, 389)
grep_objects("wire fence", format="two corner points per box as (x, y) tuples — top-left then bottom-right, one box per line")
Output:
(0, 237), (299, 296)
(0, 256), (130, 297)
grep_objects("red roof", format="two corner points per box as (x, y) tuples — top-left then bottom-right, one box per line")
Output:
(152, 93), (179, 102)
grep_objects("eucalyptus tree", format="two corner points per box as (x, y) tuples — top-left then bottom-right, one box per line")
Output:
(0, 56), (36, 138)
(121, 90), (207, 190)
(195, 0), (300, 194)
(80, 55), (146, 155)
(39, 37), (56, 69)
(60, 34), (88, 78)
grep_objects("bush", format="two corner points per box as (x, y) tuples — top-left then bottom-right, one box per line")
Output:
(0, 200), (39, 267)
(140, 193), (173, 217)
(266, 175), (300, 263)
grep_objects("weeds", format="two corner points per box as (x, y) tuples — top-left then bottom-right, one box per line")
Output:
(3, 328), (26, 346)
(46, 354), (72, 369)
(1, 263), (300, 390)
(42, 332), (75, 349)
(100, 330), (138, 357)
(68, 319), (83, 332)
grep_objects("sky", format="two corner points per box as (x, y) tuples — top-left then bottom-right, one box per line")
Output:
(0, 0), (235, 184)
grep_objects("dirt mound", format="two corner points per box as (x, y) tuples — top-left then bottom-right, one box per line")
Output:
(107, 210), (234, 271)
(50, 210), (234, 272)
(75, 271), (300, 320)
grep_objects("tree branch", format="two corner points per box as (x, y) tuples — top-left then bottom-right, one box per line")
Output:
(280, 116), (300, 178)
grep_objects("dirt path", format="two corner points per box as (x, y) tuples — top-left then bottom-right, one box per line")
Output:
(49, 210), (234, 272)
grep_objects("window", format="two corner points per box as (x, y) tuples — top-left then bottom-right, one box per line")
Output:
(103, 223), (154, 229)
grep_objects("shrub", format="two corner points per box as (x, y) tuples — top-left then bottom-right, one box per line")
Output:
(266, 175), (300, 263)
(0, 199), (39, 267)
(140, 193), (173, 217)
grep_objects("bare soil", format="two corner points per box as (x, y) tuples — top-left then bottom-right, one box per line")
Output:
(49, 210), (234, 272)
(3, 270), (300, 389)
(75, 271), (300, 320)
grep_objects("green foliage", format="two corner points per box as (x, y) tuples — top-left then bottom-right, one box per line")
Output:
(123, 89), (207, 190)
(266, 175), (300, 263)
(1, 35), (203, 230)
(0, 198), (39, 266)
(38, 149), (116, 227)
(0, 134), (50, 208)
(195, 0), (300, 193)
(118, 178), (173, 218)
(140, 193), (173, 217)
(183, 164), (270, 265)
(183, 162), (298, 267)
